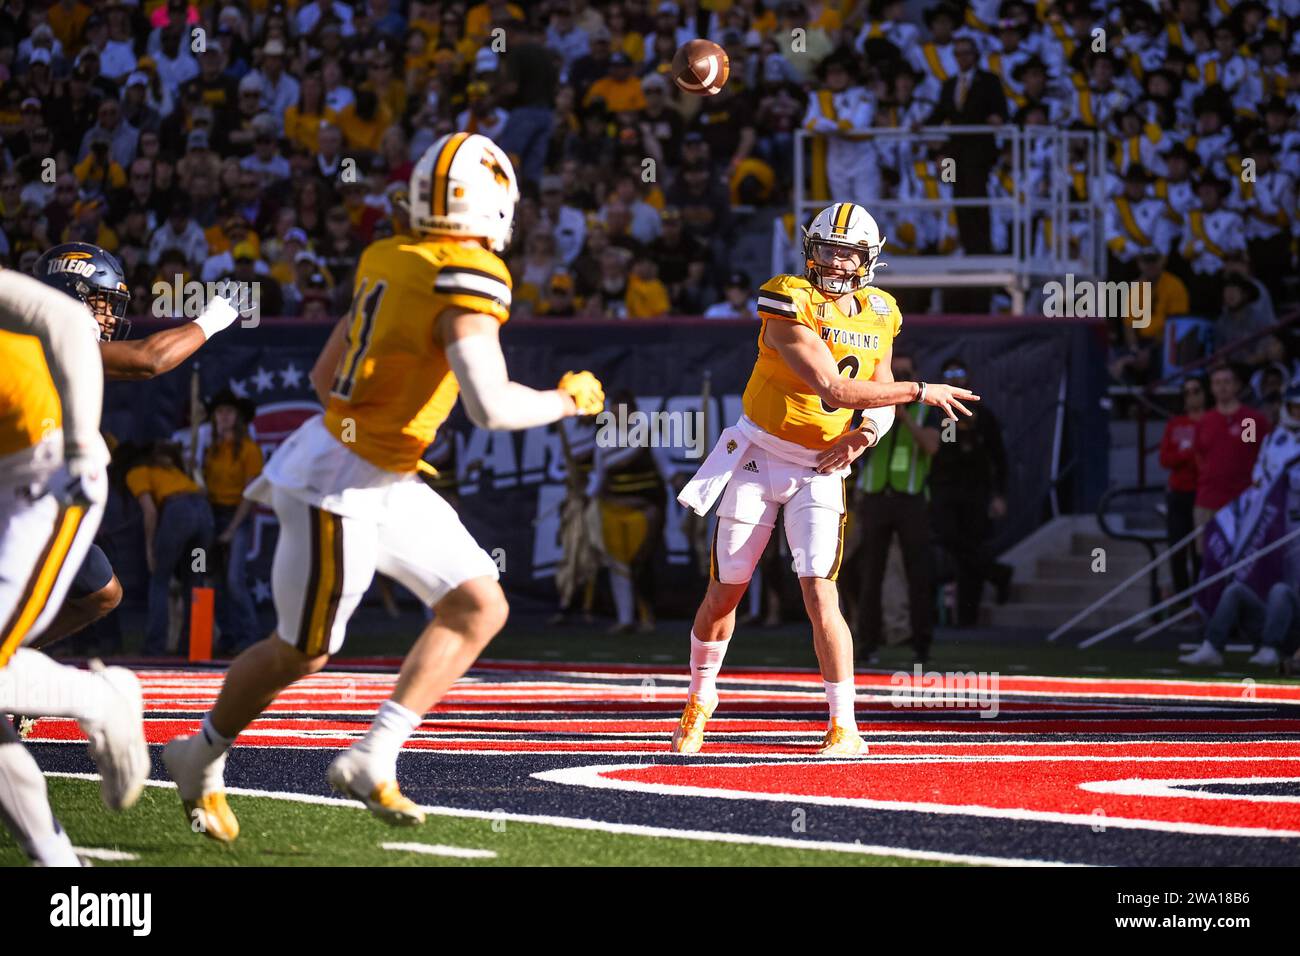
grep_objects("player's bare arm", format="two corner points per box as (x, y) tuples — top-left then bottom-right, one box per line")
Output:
(100, 295), (240, 380)
(310, 317), (351, 405)
(764, 319), (979, 419)
(100, 323), (207, 380)
(439, 307), (605, 426)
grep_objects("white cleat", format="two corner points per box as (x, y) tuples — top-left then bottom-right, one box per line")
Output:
(1178, 640), (1224, 668)
(82, 661), (149, 811)
(1248, 646), (1280, 668)
(162, 735), (239, 843)
(327, 747), (425, 826)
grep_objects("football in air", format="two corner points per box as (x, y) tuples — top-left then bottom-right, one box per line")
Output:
(672, 38), (730, 96)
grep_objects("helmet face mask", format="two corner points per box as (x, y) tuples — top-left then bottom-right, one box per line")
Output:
(807, 240), (870, 295)
(86, 286), (132, 341)
(803, 203), (885, 296)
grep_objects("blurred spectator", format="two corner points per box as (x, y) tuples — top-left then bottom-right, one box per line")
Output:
(1110, 249), (1189, 385)
(497, 22), (559, 188)
(203, 390), (263, 656)
(1251, 363), (1294, 428)
(540, 174), (586, 265)
(241, 118), (292, 186)
(600, 177), (660, 245)
(625, 257), (670, 319)
(1216, 274), (1281, 367)
(703, 271), (758, 319)
(591, 390), (666, 633)
(1181, 383), (1300, 669)
(457, 81), (508, 140)
(854, 349), (939, 664)
(929, 357), (1012, 626)
(80, 93), (139, 169)
(284, 69), (327, 154)
(72, 133), (124, 200)
(513, 230), (561, 317)
(126, 442), (214, 656)
(928, 35), (1007, 257)
(246, 38), (299, 121)
(148, 196), (207, 266)
(152, 26), (200, 95)
(546, 3), (590, 71)
(121, 72), (163, 135)
(539, 271), (580, 318)
(1160, 375), (1207, 600)
(584, 52), (645, 113)
(1193, 364), (1271, 542)
(667, 161), (730, 243)
(1180, 174), (1245, 307)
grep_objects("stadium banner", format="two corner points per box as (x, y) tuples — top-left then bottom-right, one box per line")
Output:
(103, 316), (1107, 615)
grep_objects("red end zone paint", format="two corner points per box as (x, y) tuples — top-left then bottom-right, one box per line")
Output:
(597, 755), (1300, 834)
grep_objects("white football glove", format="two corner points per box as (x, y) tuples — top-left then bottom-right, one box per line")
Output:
(194, 294), (241, 340)
(57, 457), (109, 508)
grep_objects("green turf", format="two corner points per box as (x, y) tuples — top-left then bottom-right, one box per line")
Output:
(0, 777), (948, 868)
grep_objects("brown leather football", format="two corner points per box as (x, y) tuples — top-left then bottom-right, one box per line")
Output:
(671, 39), (730, 96)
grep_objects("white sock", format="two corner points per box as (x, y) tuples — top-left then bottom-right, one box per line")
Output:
(356, 699), (422, 780)
(192, 714), (235, 763)
(609, 569), (634, 625)
(824, 679), (856, 729)
(0, 726), (80, 866)
(0, 649), (109, 725)
(30, 820), (81, 867)
(688, 632), (729, 706)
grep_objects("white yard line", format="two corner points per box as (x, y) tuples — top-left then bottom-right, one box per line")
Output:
(380, 842), (496, 859)
(72, 847), (139, 861)
(40, 772), (1060, 867)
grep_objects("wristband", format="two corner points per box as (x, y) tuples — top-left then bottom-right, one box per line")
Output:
(916, 381), (927, 403)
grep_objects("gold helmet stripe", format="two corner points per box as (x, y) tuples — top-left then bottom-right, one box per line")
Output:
(431, 132), (471, 218)
(832, 202), (854, 235)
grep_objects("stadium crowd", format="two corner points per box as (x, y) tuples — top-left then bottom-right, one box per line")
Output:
(0, 0), (1295, 340)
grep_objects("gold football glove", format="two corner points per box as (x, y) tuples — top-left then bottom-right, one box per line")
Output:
(558, 370), (605, 416)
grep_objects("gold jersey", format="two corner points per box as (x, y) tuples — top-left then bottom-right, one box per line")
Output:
(323, 235), (512, 473)
(743, 274), (902, 450)
(0, 330), (60, 459)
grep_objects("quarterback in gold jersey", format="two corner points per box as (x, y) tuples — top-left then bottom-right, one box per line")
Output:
(162, 133), (605, 839)
(675, 203), (978, 756)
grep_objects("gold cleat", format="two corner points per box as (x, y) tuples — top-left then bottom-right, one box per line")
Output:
(184, 792), (240, 843)
(327, 749), (425, 826)
(817, 720), (865, 757)
(363, 780), (426, 827)
(670, 694), (716, 754)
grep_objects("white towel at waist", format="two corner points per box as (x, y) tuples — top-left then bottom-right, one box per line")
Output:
(676, 416), (849, 516)
(676, 423), (750, 516)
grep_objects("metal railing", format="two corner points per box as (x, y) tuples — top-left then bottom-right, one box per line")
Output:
(790, 125), (1107, 310)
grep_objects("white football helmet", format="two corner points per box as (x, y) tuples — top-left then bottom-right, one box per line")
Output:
(803, 202), (886, 295)
(409, 132), (519, 252)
